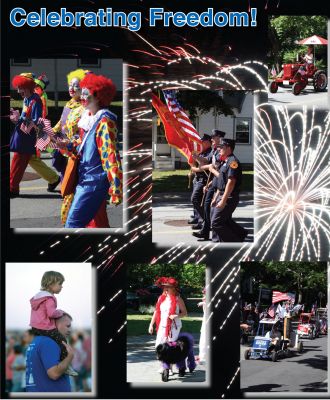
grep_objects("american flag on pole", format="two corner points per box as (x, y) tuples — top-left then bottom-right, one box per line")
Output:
(272, 291), (295, 304)
(35, 118), (57, 151)
(152, 90), (202, 165)
(163, 90), (202, 148)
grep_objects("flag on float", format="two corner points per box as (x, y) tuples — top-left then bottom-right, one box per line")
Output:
(272, 290), (295, 304)
(267, 303), (276, 318)
(35, 118), (56, 151)
(271, 65), (277, 77)
(151, 91), (202, 165)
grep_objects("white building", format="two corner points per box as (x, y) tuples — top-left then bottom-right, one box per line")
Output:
(10, 58), (123, 93)
(153, 91), (254, 169)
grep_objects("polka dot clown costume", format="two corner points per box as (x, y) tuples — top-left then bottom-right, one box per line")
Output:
(52, 69), (89, 181)
(63, 73), (123, 228)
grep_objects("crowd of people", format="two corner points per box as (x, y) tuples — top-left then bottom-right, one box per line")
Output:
(5, 329), (91, 393)
(10, 69), (123, 228)
(188, 130), (248, 242)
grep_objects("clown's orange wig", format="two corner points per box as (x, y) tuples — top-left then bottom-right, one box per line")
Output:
(80, 74), (116, 108)
(12, 73), (36, 91)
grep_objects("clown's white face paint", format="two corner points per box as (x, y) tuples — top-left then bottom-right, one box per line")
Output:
(81, 87), (99, 114)
(68, 78), (81, 99)
(17, 87), (33, 99)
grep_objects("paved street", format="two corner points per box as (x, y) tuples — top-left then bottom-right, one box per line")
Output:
(241, 335), (328, 393)
(152, 192), (254, 246)
(10, 153), (123, 230)
(268, 85), (328, 107)
(127, 333), (206, 384)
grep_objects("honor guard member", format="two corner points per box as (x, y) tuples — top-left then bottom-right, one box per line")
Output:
(192, 129), (226, 240)
(210, 138), (248, 242)
(188, 134), (212, 228)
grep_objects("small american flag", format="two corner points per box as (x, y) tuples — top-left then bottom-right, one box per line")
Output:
(20, 120), (35, 135)
(163, 90), (202, 153)
(271, 65), (277, 77)
(272, 291), (295, 304)
(35, 118), (56, 151)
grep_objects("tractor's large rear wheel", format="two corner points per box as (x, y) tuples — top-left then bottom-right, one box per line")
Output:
(313, 70), (327, 92)
(269, 81), (278, 93)
(292, 82), (303, 95)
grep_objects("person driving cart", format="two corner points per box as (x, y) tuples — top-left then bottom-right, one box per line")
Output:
(266, 322), (282, 354)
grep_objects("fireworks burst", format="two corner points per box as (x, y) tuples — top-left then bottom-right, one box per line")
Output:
(254, 105), (330, 261)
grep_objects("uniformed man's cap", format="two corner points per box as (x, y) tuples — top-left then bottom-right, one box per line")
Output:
(218, 138), (236, 149)
(212, 129), (226, 138)
(201, 133), (212, 141)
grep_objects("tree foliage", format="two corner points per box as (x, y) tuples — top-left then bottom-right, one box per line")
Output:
(269, 16), (328, 68)
(175, 91), (235, 120)
(241, 261), (327, 305)
(127, 263), (205, 291)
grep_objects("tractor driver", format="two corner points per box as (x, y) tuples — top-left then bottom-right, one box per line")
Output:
(298, 45), (314, 74)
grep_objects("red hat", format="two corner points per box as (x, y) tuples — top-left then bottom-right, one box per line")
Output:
(155, 276), (179, 288)
(79, 73), (116, 107)
(12, 73), (36, 90)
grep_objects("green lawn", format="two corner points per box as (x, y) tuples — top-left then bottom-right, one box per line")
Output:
(153, 170), (253, 193)
(127, 314), (202, 336)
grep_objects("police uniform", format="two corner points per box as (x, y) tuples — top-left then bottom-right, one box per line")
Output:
(191, 144), (212, 224)
(210, 140), (247, 242)
(193, 129), (226, 240)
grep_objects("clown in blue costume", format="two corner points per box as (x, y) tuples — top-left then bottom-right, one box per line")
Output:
(59, 73), (123, 228)
(10, 73), (42, 196)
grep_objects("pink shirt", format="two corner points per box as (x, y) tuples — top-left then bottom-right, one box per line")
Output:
(30, 291), (64, 330)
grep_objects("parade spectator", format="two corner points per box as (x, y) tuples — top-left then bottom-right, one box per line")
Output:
(11, 345), (25, 392)
(6, 337), (17, 392)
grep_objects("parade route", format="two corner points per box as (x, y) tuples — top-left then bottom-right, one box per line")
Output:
(268, 85), (328, 107)
(127, 333), (206, 384)
(10, 153), (123, 230)
(241, 335), (328, 393)
(152, 192), (254, 246)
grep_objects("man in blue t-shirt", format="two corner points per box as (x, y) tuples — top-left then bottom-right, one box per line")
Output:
(26, 313), (74, 392)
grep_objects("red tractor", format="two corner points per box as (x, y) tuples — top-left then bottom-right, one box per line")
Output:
(269, 62), (327, 95)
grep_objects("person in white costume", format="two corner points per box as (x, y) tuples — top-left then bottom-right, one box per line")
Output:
(148, 277), (187, 374)
(149, 277), (187, 346)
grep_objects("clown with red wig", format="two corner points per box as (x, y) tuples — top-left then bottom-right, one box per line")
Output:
(10, 73), (60, 197)
(149, 277), (187, 348)
(10, 73), (43, 196)
(60, 73), (123, 228)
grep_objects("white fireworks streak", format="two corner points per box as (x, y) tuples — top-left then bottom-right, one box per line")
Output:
(255, 105), (330, 261)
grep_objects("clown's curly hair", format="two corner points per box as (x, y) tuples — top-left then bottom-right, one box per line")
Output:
(80, 74), (116, 108)
(12, 74), (36, 91)
(66, 69), (88, 86)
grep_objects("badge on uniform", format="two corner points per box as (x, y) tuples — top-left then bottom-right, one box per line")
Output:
(230, 161), (238, 169)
